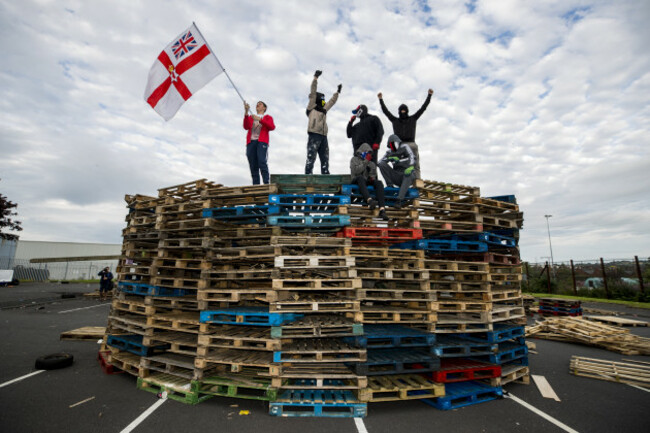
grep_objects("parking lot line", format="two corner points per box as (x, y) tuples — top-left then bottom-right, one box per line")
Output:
(506, 393), (579, 433)
(354, 417), (368, 433)
(119, 398), (167, 433)
(0, 370), (45, 389)
(58, 303), (111, 314)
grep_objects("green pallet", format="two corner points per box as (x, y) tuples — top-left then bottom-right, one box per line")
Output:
(270, 174), (351, 194)
(192, 374), (279, 401)
(137, 374), (213, 405)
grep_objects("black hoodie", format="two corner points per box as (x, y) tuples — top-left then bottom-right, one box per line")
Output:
(346, 105), (384, 154)
(379, 93), (432, 142)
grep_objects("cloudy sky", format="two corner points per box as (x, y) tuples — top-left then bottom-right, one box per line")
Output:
(1, 0), (649, 263)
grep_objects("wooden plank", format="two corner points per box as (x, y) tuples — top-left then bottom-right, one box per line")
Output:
(531, 375), (560, 401)
(586, 316), (649, 327)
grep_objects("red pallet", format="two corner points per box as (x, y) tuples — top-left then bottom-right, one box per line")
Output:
(336, 227), (423, 244)
(428, 359), (501, 383)
(97, 350), (123, 375)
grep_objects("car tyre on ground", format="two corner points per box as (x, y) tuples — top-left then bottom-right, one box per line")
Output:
(34, 353), (74, 370)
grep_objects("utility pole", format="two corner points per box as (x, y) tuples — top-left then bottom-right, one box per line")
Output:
(544, 215), (555, 276)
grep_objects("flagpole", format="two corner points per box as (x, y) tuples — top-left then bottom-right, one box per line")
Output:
(192, 22), (250, 113)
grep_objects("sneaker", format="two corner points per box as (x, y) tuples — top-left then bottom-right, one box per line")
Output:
(368, 198), (378, 210)
(379, 209), (388, 220)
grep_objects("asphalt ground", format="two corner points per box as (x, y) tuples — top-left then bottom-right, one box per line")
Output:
(1, 283), (649, 433)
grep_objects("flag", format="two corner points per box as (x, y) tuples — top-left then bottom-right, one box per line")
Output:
(144, 23), (224, 121)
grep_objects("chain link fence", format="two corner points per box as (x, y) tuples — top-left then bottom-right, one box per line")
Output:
(524, 257), (649, 302)
(0, 257), (119, 282)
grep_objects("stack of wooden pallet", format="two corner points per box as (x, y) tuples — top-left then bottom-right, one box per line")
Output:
(101, 175), (528, 416)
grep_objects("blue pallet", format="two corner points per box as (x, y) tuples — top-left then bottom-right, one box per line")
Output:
(346, 324), (436, 348)
(117, 282), (190, 297)
(199, 307), (303, 327)
(341, 184), (419, 205)
(460, 324), (525, 344)
(270, 389), (366, 418)
(433, 335), (498, 358)
(267, 215), (350, 230)
(431, 232), (516, 248)
(421, 381), (503, 410)
(353, 348), (440, 376)
(473, 342), (528, 365)
(391, 239), (488, 253)
(106, 334), (169, 357)
(538, 306), (583, 314)
(268, 194), (350, 213)
(486, 195), (517, 204)
(202, 205), (282, 223)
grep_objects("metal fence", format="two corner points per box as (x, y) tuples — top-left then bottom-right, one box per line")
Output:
(524, 256), (648, 299)
(0, 257), (119, 282)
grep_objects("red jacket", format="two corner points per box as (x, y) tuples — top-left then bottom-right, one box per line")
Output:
(243, 114), (275, 145)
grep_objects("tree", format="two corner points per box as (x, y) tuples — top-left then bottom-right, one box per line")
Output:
(0, 183), (23, 240)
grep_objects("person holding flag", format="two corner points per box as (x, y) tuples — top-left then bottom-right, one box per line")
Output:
(243, 100), (275, 185)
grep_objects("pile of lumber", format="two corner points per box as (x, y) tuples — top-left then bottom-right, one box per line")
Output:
(526, 317), (650, 355)
(100, 176), (528, 416)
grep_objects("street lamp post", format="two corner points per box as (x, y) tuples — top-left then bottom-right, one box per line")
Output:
(544, 214), (555, 274)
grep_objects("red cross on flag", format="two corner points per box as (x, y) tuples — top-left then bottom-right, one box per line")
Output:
(144, 23), (224, 121)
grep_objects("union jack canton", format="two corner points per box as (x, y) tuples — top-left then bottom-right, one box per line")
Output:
(172, 31), (198, 60)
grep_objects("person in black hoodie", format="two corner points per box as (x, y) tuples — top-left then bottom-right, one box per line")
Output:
(378, 134), (417, 209)
(346, 104), (384, 163)
(378, 89), (433, 179)
(97, 267), (114, 301)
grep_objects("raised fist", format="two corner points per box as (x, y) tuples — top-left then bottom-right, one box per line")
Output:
(428, 89), (434, 95)
(377, 92), (383, 99)
(314, 70), (323, 78)
(337, 84), (342, 93)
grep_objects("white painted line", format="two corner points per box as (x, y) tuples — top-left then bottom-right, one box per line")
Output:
(628, 384), (650, 393)
(0, 370), (45, 389)
(58, 303), (111, 314)
(354, 417), (369, 433)
(120, 398), (167, 433)
(506, 393), (579, 433)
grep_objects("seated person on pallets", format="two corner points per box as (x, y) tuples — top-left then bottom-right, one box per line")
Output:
(378, 134), (417, 210)
(350, 142), (388, 220)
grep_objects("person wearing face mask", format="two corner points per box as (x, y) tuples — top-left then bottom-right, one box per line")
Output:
(350, 142), (388, 220)
(346, 104), (384, 163)
(243, 100), (276, 185)
(378, 134), (417, 209)
(305, 70), (341, 174)
(377, 89), (433, 179)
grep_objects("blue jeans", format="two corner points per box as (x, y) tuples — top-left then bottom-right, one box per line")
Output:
(246, 140), (269, 185)
(305, 133), (330, 174)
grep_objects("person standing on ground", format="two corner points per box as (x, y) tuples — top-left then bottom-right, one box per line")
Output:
(346, 104), (384, 163)
(378, 134), (417, 209)
(97, 266), (114, 301)
(350, 142), (388, 220)
(377, 89), (433, 179)
(243, 100), (276, 185)
(305, 70), (341, 174)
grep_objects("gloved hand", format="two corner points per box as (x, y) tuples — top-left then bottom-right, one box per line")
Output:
(314, 70), (322, 78)
(349, 115), (356, 123)
(388, 156), (400, 162)
(337, 84), (342, 93)
(364, 153), (372, 161)
(405, 166), (414, 175)
(372, 143), (379, 151)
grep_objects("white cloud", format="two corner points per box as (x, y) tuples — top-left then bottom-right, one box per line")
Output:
(0, 0), (648, 263)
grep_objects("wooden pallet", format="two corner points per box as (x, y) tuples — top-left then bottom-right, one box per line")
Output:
(60, 326), (106, 341)
(570, 356), (650, 388)
(359, 374), (445, 402)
